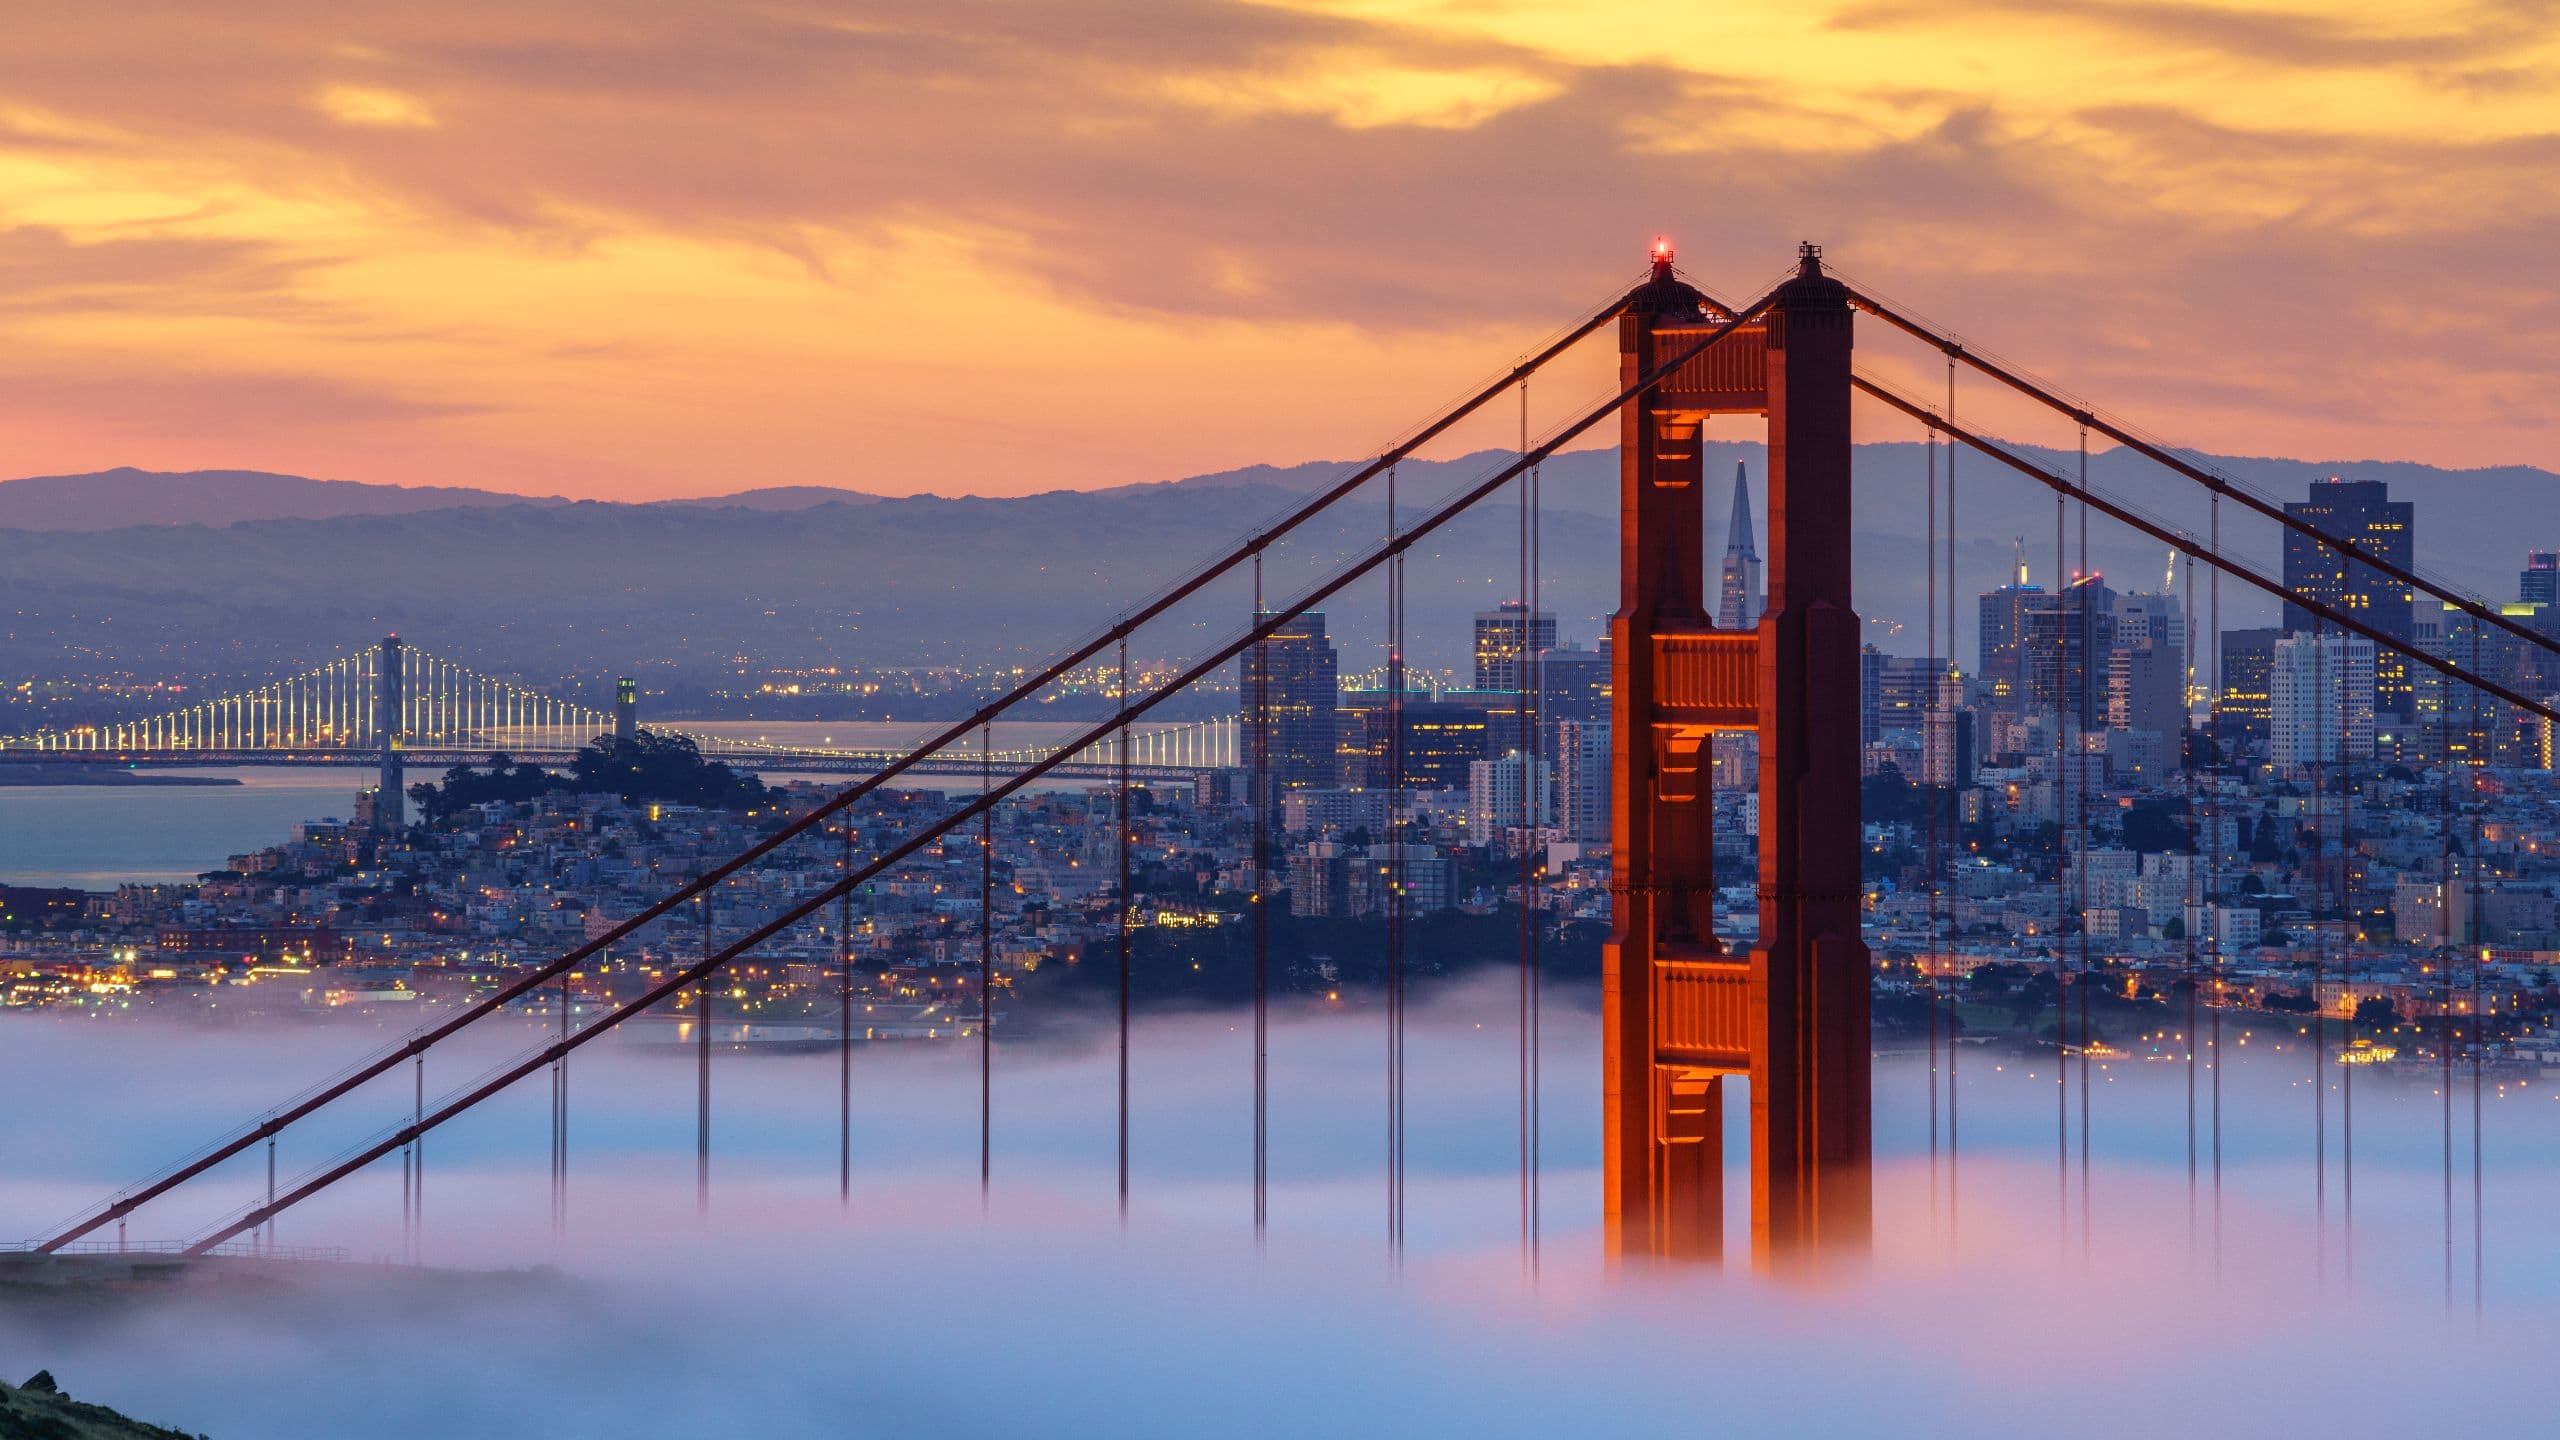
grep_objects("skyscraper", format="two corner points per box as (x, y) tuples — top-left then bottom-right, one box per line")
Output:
(1977, 538), (2040, 714)
(1554, 717), (1612, 844)
(1716, 461), (1762, 631)
(1471, 601), (1556, 692)
(2217, 626), (2282, 741)
(2523, 550), (2557, 607)
(2283, 477), (2413, 717)
(2269, 632), (2376, 767)
(2021, 575), (2117, 726)
(1240, 610), (1338, 795)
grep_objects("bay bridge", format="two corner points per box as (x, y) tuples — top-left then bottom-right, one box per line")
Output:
(0, 636), (1239, 783)
(9, 242), (2551, 1294)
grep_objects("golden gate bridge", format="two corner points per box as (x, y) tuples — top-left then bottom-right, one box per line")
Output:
(9, 243), (2552, 1295)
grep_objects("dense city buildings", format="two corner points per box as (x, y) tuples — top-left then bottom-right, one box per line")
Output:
(7, 477), (2556, 1086)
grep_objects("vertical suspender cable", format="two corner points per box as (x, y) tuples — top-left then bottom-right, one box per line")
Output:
(1925, 418), (1942, 1232)
(2208, 495), (2223, 1268)
(1118, 636), (1133, 1221)
(1515, 415), (1536, 1265)
(2440, 632), (2456, 1316)
(1945, 360), (1961, 1237)
(2075, 422), (2091, 1255)
(412, 1053), (424, 1263)
(2313, 622), (2328, 1285)
(981, 721), (994, 1199)
(2183, 549), (2199, 1250)
(697, 890), (712, 1215)
(2340, 630), (2354, 1288)
(1516, 377), (1534, 1276)
(1251, 553), (1270, 1244)
(840, 821), (855, 1206)
(2054, 476), (2069, 1240)
(1387, 467), (1407, 1263)
(2467, 626), (2484, 1323)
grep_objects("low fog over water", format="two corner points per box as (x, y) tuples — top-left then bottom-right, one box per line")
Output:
(4, 977), (2553, 1436)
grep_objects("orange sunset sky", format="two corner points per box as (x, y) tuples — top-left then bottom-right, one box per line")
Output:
(2, 1), (2552, 499)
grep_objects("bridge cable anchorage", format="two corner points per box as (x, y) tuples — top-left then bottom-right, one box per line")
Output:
(1841, 286), (2560, 669)
(159, 287), (1781, 1259)
(20, 288), (1628, 1245)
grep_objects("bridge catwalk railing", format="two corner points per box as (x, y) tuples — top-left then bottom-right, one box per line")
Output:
(161, 291), (1783, 1256)
(26, 275), (1656, 1254)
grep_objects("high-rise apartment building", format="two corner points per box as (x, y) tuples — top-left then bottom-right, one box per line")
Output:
(1554, 718), (1612, 844)
(1467, 749), (1553, 850)
(2269, 632), (2376, 767)
(1240, 609), (1339, 796)
(2283, 478), (2413, 717)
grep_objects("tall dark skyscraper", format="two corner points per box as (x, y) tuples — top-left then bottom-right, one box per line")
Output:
(1471, 602), (1556, 692)
(2217, 626), (2283, 741)
(2022, 575), (2116, 727)
(2523, 550), (2558, 607)
(2283, 477), (2413, 717)
(1977, 538), (2040, 715)
(1241, 609), (1338, 794)
(1716, 462), (1762, 631)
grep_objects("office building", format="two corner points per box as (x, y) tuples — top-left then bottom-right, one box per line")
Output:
(2283, 477), (2413, 717)
(2218, 627), (2282, 741)
(1472, 602), (1556, 693)
(1977, 540), (2040, 715)
(1240, 609), (1339, 795)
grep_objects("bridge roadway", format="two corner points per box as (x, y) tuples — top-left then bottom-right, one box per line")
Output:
(0, 748), (1209, 783)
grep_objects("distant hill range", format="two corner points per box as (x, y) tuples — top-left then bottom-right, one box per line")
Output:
(0, 448), (2547, 689)
(0, 467), (885, 530)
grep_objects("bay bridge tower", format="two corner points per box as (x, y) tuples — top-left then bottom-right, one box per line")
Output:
(373, 633), (405, 833)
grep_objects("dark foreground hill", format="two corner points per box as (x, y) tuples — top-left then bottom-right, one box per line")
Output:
(0, 1372), (202, 1440)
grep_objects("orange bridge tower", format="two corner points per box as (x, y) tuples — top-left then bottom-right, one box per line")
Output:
(1604, 242), (1872, 1268)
